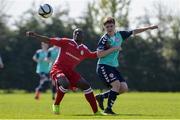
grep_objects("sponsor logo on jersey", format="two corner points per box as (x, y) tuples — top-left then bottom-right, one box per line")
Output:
(115, 38), (120, 42)
(80, 50), (84, 55)
(65, 52), (80, 61)
(109, 73), (114, 78)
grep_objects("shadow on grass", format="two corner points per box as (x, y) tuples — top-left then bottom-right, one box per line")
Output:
(72, 113), (170, 117)
(119, 113), (170, 117)
(72, 113), (120, 116)
(72, 114), (102, 116)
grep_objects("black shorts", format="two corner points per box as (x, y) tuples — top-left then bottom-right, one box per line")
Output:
(38, 72), (49, 79)
(96, 64), (125, 85)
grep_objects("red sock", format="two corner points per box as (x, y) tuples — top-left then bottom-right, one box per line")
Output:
(84, 88), (98, 113)
(54, 86), (67, 105)
(35, 91), (40, 99)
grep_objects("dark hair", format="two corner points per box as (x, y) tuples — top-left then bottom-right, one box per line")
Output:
(103, 17), (115, 26)
(73, 28), (84, 42)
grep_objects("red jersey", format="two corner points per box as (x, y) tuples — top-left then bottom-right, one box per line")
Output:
(49, 37), (97, 70)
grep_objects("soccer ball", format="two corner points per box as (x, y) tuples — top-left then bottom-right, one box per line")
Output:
(38, 4), (53, 18)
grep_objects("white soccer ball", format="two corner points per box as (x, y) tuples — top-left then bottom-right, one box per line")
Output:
(38, 4), (53, 18)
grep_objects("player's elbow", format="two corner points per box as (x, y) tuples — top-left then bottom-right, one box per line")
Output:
(32, 57), (38, 62)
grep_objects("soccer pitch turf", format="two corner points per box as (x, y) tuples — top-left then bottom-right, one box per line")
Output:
(0, 91), (179, 119)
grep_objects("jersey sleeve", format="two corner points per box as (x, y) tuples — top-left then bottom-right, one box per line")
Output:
(33, 51), (39, 59)
(84, 46), (97, 59)
(85, 49), (97, 59)
(49, 37), (69, 47)
(97, 35), (108, 51)
(118, 30), (133, 41)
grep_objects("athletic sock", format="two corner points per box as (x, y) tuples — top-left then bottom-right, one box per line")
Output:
(107, 90), (119, 110)
(101, 90), (110, 99)
(54, 86), (67, 105)
(35, 90), (40, 99)
(84, 88), (98, 113)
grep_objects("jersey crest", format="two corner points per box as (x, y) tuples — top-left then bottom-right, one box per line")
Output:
(80, 50), (84, 55)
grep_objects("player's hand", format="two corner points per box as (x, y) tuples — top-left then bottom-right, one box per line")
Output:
(44, 57), (50, 62)
(149, 25), (158, 30)
(26, 31), (37, 37)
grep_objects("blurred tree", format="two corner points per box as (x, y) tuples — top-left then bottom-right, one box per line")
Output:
(0, 1), (17, 91)
(0, 3), (73, 92)
(133, 1), (180, 91)
(81, 0), (131, 34)
(0, 0), (179, 92)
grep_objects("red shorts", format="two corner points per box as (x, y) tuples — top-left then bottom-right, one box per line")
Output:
(50, 66), (81, 88)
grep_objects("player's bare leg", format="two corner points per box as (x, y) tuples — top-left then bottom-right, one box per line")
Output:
(53, 74), (69, 114)
(119, 82), (128, 94)
(51, 80), (56, 100)
(76, 78), (98, 114)
(35, 73), (49, 100)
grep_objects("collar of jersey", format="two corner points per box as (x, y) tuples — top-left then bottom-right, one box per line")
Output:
(72, 39), (83, 48)
(106, 31), (117, 39)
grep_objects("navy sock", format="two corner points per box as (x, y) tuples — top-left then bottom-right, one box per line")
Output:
(107, 90), (119, 110)
(101, 90), (110, 99)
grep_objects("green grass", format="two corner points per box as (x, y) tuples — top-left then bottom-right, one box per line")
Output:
(0, 91), (180, 119)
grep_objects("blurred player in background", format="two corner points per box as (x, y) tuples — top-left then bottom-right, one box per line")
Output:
(26, 28), (121, 115)
(33, 42), (50, 100)
(47, 45), (60, 99)
(0, 54), (4, 69)
(96, 17), (158, 115)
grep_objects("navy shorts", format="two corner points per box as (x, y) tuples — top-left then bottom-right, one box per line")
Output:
(38, 72), (49, 79)
(96, 64), (125, 85)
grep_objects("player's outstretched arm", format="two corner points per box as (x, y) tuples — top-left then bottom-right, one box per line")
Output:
(97, 47), (121, 58)
(133, 25), (158, 35)
(26, 31), (50, 44)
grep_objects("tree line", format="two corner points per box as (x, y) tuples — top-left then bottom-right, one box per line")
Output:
(0, 0), (179, 92)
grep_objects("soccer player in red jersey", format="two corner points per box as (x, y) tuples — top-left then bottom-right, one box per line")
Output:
(26, 28), (121, 115)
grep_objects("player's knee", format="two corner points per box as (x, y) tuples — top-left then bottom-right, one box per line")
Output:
(76, 78), (90, 90)
(61, 80), (70, 89)
(119, 87), (128, 94)
(57, 77), (70, 89)
(111, 81), (121, 93)
(78, 82), (90, 90)
(119, 83), (128, 94)
(82, 84), (90, 90)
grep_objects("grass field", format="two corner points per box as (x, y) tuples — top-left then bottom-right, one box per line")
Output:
(0, 91), (180, 119)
